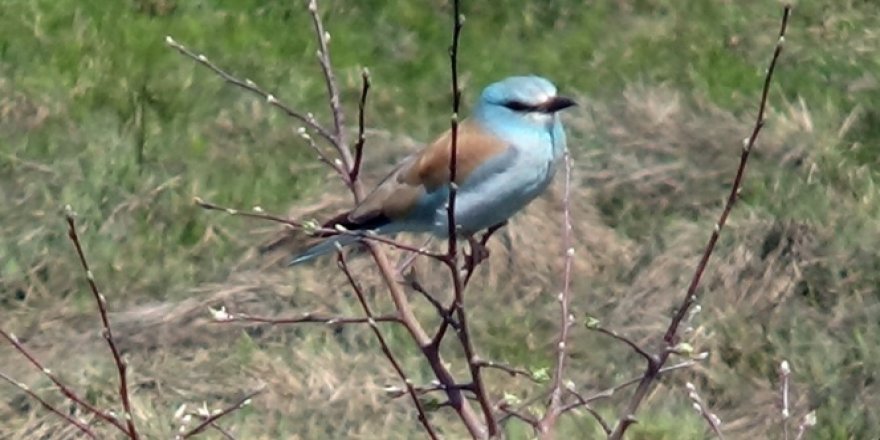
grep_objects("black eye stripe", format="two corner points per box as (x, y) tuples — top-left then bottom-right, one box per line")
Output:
(502, 100), (538, 112)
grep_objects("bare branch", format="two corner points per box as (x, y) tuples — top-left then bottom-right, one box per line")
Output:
(608, 7), (791, 438)
(164, 36), (337, 150)
(208, 308), (401, 326)
(587, 323), (656, 367)
(350, 68), (370, 183)
(336, 253), (440, 440)
(307, 0), (350, 161)
(1, 316), (128, 434)
(539, 151), (576, 435)
(193, 197), (443, 259)
(0, 370), (97, 438)
(780, 360), (791, 440)
(474, 359), (541, 384)
(559, 361), (696, 415)
(65, 211), (139, 439)
(684, 382), (724, 439)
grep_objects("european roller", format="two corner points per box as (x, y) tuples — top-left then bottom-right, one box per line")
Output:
(290, 75), (575, 265)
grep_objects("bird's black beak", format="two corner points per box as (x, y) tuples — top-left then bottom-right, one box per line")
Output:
(541, 95), (578, 113)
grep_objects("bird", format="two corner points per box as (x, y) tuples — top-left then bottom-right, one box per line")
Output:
(290, 75), (576, 265)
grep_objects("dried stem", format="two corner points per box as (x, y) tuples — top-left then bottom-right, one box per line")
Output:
(65, 212), (139, 439)
(336, 253), (440, 440)
(0, 370), (97, 438)
(180, 388), (262, 439)
(608, 6), (791, 438)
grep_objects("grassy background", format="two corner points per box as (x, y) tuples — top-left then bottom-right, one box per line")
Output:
(2, 0), (879, 438)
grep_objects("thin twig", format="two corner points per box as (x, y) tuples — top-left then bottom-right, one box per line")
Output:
(684, 382), (725, 438)
(559, 361), (696, 415)
(439, 1), (496, 435)
(474, 359), (541, 383)
(180, 388), (262, 439)
(780, 360), (791, 440)
(608, 7), (791, 438)
(65, 211), (139, 439)
(539, 151), (576, 436)
(193, 197), (443, 259)
(350, 69), (370, 182)
(209, 309), (401, 326)
(308, 0), (350, 163)
(177, 1), (487, 435)
(0, 370), (97, 438)
(164, 36), (337, 150)
(1, 318), (127, 433)
(337, 253), (440, 440)
(588, 324), (656, 367)
(498, 404), (540, 429)
(564, 388), (612, 435)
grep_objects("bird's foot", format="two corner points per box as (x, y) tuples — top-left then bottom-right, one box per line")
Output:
(465, 236), (491, 269)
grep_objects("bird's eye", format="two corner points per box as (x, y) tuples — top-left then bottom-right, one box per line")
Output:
(502, 100), (535, 112)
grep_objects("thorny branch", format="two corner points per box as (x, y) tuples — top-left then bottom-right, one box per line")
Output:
(608, 6), (792, 439)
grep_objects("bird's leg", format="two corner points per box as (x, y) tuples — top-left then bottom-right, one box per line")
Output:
(479, 221), (508, 248)
(462, 221), (508, 278)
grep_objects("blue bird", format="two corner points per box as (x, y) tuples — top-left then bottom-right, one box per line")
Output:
(291, 75), (575, 265)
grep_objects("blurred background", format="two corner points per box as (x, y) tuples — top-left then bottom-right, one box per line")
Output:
(2, 0), (879, 438)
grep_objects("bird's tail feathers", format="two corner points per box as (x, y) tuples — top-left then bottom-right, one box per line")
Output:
(288, 234), (361, 266)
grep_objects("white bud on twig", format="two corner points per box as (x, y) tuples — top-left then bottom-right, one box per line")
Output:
(266, 94), (278, 105)
(164, 35), (176, 45)
(209, 306), (231, 322)
(780, 360), (791, 375)
(174, 403), (187, 419)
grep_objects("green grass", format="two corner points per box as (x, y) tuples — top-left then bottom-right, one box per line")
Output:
(2, 0), (880, 438)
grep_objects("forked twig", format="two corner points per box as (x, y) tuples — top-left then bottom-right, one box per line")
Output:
(608, 6), (792, 438)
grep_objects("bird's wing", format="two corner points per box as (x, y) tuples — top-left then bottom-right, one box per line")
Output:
(341, 120), (510, 227)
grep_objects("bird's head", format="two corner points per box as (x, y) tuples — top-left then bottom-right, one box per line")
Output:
(475, 76), (576, 128)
